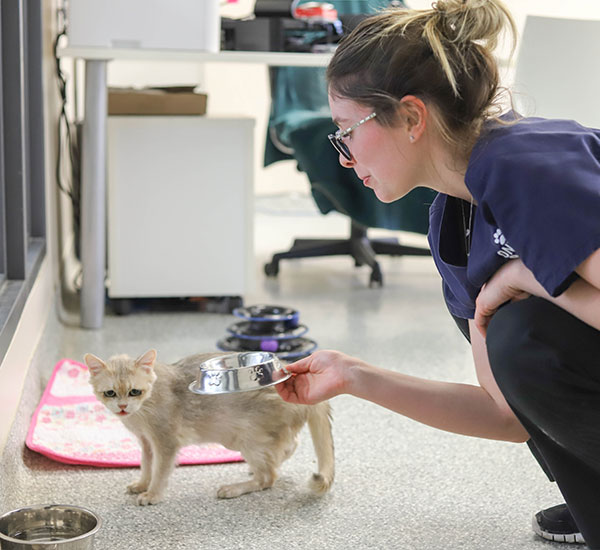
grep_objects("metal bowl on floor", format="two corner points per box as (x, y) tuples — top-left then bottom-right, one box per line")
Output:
(0, 504), (101, 549)
(188, 351), (291, 395)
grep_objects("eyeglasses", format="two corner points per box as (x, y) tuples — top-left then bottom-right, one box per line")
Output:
(328, 112), (377, 161)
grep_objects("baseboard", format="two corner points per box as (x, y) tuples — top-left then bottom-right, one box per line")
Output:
(0, 257), (54, 456)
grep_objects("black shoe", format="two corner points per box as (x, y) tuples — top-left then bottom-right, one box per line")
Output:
(532, 504), (585, 544)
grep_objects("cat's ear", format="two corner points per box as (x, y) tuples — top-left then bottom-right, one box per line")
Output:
(84, 353), (107, 376)
(135, 349), (157, 373)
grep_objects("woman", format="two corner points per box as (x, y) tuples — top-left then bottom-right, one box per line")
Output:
(275, 0), (600, 546)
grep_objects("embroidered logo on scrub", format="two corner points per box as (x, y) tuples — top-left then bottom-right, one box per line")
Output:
(493, 228), (519, 259)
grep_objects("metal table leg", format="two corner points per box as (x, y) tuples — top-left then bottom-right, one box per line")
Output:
(80, 59), (107, 329)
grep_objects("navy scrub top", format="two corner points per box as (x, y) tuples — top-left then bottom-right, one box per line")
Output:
(427, 116), (600, 320)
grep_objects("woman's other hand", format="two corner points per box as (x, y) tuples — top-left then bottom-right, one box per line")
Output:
(276, 350), (358, 405)
(474, 259), (534, 337)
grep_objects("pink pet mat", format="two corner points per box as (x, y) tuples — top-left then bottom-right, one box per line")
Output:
(26, 359), (243, 467)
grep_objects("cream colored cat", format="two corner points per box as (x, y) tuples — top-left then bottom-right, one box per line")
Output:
(84, 349), (334, 505)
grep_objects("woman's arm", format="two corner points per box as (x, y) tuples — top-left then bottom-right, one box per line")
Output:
(474, 249), (600, 336)
(554, 247), (600, 329)
(468, 319), (529, 442)
(576, 246), (600, 290)
(276, 347), (529, 443)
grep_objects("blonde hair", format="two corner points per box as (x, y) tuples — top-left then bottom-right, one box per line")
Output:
(326, 0), (517, 156)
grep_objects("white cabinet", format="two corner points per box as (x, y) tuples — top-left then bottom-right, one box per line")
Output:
(107, 116), (254, 298)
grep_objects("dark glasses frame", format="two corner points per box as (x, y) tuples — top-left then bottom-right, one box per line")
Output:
(328, 112), (377, 161)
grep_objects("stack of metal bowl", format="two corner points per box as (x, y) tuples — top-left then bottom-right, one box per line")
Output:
(216, 304), (317, 361)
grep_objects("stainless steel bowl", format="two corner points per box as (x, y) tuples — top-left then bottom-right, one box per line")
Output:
(188, 351), (291, 395)
(0, 504), (101, 549)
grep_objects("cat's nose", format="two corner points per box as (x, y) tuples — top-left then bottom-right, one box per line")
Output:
(118, 404), (127, 410)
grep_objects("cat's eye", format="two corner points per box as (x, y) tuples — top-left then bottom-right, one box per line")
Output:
(103, 390), (116, 398)
(129, 389), (142, 397)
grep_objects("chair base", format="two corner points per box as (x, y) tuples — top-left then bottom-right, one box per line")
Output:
(264, 221), (430, 287)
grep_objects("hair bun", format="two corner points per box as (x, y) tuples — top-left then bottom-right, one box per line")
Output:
(429, 0), (511, 51)
(416, 0), (516, 96)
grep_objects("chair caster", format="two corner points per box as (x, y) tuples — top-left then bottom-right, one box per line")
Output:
(369, 266), (383, 288)
(264, 261), (279, 277)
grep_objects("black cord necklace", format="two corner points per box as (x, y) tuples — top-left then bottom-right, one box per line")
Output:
(461, 198), (474, 257)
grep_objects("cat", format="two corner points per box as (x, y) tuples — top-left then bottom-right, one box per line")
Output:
(84, 349), (334, 505)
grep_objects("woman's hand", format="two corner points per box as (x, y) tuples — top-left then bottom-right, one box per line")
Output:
(276, 350), (358, 405)
(474, 259), (535, 337)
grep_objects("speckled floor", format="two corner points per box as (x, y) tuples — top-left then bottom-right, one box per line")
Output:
(1, 193), (566, 549)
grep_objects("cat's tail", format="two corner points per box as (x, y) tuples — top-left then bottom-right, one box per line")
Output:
(307, 401), (335, 494)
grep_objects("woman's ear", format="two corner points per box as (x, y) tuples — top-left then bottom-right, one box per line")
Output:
(398, 95), (428, 142)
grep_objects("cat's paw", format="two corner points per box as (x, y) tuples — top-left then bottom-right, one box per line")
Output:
(127, 481), (149, 494)
(217, 480), (263, 499)
(136, 491), (162, 506)
(217, 484), (243, 499)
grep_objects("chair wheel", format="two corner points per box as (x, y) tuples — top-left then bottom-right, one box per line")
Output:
(369, 266), (383, 288)
(264, 261), (279, 277)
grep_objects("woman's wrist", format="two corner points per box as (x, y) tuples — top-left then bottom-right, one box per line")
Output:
(343, 360), (384, 401)
(342, 360), (369, 398)
(506, 259), (545, 297)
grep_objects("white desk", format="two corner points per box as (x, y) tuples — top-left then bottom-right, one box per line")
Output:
(58, 47), (332, 66)
(56, 46), (331, 328)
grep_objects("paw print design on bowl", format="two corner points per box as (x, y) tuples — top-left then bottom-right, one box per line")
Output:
(249, 365), (265, 383)
(206, 371), (224, 387)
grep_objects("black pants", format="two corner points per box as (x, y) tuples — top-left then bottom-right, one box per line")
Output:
(454, 297), (600, 548)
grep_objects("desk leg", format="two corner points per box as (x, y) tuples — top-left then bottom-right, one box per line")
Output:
(80, 60), (107, 329)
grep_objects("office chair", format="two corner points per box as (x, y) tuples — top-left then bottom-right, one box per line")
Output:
(263, 1), (435, 287)
(512, 15), (600, 128)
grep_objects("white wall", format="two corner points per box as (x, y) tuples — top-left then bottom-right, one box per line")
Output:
(0, 261), (53, 455)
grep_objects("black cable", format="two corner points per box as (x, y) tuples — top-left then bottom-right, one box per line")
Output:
(53, 24), (81, 258)
(53, 30), (73, 198)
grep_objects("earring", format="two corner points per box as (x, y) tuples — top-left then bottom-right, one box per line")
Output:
(409, 135), (415, 143)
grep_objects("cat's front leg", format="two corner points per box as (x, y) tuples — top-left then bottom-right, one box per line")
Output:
(128, 435), (153, 494)
(136, 442), (178, 506)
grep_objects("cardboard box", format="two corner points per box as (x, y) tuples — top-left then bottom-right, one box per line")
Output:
(108, 87), (208, 116)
